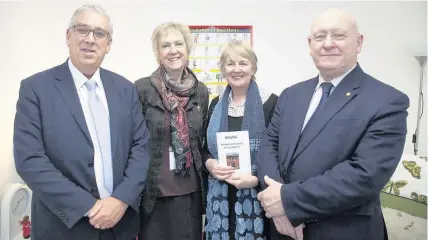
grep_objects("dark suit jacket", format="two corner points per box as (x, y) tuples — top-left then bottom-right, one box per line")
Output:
(257, 64), (409, 240)
(13, 60), (151, 240)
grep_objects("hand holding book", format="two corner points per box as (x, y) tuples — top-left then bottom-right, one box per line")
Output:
(205, 158), (235, 180)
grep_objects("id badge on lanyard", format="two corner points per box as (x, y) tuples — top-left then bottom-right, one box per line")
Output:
(169, 146), (176, 170)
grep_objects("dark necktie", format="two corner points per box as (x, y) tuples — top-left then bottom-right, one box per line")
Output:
(318, 82), (334, 108)
(302, 82), (334, 132)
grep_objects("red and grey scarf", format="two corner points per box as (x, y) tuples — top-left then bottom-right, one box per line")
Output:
(151, 65), (198, 176)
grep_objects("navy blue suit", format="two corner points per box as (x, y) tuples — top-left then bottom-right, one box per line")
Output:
(258, 64), (409, 240)
(13, 60), (150, 240)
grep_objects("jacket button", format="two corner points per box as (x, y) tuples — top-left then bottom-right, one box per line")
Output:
(91, 188), (98, 194)
(88, 162), (94, 167)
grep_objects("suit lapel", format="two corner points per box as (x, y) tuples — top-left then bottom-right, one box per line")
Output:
(291, 66), (363, 161)
(54, 61), (92, 143)
(281, 78), (318, 170)
(100, 70), (120, 183)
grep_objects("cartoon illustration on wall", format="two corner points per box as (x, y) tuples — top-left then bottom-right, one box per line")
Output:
(402, 160), (422, 179)
(188, 25), (252, 101)
(382, 180), (408, 195)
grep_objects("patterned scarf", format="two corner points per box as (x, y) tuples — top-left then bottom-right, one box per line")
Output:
(151, 65), (198, 177)
(205, 80), (266, 240)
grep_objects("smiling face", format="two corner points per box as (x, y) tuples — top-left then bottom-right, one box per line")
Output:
(158, 30), (188, 74)
(220, 40), (258, 91)
(308, 9), (363, 80)
(66, 10), (111, 78)
(223, 54), (255, 89)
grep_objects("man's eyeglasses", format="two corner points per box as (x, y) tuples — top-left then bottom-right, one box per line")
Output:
(71, 24), (110, 40)
(311, 32), (348, 42)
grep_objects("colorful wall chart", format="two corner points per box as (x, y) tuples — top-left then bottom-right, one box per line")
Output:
(188, 26), (253, 100)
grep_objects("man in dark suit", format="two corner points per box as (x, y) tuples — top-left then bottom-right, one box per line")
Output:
(257, 8), (409, 240)
(13, 4), (150, 240)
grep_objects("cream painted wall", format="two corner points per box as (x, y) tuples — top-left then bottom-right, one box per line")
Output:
(0, 0), (426, 230)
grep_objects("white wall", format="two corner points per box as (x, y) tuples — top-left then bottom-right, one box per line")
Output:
(0, 0), (426, 208)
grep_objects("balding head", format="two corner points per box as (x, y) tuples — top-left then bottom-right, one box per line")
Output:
(311, 8), (358, 36)
(308, 8), (363, 80)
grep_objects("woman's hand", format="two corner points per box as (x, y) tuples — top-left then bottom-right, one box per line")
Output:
(225, 172), (258, 189)
(205, 158), (235, 180)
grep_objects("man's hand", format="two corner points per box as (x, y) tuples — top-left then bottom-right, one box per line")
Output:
(225, 172), (258, 189)
(89, 197), (128, 229)
(205, 158), (235, 180)
(87, 200), (103, 218)
(273, 215), (296, 237)
(257, 175), (285, 218)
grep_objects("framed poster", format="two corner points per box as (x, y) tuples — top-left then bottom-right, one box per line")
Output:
(188, 25), (253, 100)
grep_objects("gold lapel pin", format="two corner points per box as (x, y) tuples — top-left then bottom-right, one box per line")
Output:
(346, 92), (351, 96)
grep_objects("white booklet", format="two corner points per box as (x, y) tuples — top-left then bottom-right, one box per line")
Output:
(216, 131), (251, 174)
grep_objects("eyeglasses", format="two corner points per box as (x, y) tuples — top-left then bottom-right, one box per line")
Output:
(71, 24), (110, 40)
(311, 32), (348, 42)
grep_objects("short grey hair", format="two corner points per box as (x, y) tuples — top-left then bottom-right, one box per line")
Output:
(219, 40), (258, 75)
(151, 22), (193, 63)
(68, 4), (113, 40)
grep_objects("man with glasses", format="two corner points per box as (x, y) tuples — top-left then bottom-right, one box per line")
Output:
(13, 4), (150, 240)
(256, 8), (409, 240)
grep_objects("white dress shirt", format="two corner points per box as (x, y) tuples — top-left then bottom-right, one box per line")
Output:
(301, 64), (357, 131)
(68, 59), (111, 199)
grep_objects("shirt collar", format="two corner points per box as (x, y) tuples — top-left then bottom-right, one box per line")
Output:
(227, 84), (271, 106)
(68, 58), (103, 91)
(315, 64), (357, 91)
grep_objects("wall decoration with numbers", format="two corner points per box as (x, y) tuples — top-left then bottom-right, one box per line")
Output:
(188, 25), (253, 100)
